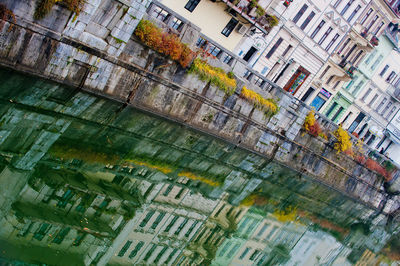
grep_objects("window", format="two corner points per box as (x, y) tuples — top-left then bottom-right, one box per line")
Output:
(326, 102), (338, 117)
(151, 6), (169, 21)
(33, 223), (51, 241)
(360, 8), (373, 25)
(118, 240), (132, 257)
(214, 204), (225, 217)
(171, 17), (183, 30)
(239, 247), (251, 259)
(340, 0), (354, 16)
(223, 54), (233, 64)
(184, 0), (200, 12)
(373, 21), (384, 35)
(293, 4), (308, 23)
(347, 5), (361, 22)
(318, 27), (333, 45)
(326, 33), (340, 51)
(365, 50), (376, 65)
(266, 38), (283, 59)
(351, 50), (363, 64)
(253, 76), (264, 86)
(351, 80), (364, 96)
(333, 80), (341, 89)
(300, 11), (315, 30)
(140, 210), (155, 227)
(337, 38), (350, 54)
(164, 216), (179, 232)
(376, 97), (387, 112)
(151, 212), (166, 229)
(221, 18), (238, 37)
(382, 102), (392, 116)
(386, 71), (396, 82)
(326, 75), (334, 84)
(320, 66), (331, 78)
(311, 20), (326, 39)
(208, 44), (222, 57)
(129, 241), (144, 259)
(196, 36), (207, 48)
(367, 15), (379, 31)
(333, 0), (342, 8)
(386, 106), (397, 119)
(371, 55), (383, 70)
(282, 44), (293, 57)
(380, 65), (389, 76)
(368, 93), (378, 107)
(361, 88), (372, 102)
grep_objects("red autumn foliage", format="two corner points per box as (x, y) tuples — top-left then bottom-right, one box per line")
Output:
(134, 20), (196, 68)
(365, 158), (392, 181)
(308, 121), (322, 137)
(355, 155), (367, 164)
(0, 4), (16, 31)
(351, 132), (359, 138)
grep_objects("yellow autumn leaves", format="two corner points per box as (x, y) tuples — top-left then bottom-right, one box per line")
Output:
(241, 86), (279, 117)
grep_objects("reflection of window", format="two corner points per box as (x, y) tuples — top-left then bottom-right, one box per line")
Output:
(174, 218), (188, 235)
(151, 212), (165, 229)
(118, 240), (132, 257)
(221, 18), (239, 37)
(164, 216), (179, 232)
(219, 242), (232, 257)
(250, 250), (260, 261)
(239, 247), (251, 259)
(140, 210), (155, 227)
(185, 220), (198, 237)
(129, 241), (144, 259)
(184, 0), (200, 12)
(227, 243), (241, 258)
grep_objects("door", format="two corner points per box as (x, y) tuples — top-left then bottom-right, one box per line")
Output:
(243, 46), (258, 62)
(283, 66), (310, 95)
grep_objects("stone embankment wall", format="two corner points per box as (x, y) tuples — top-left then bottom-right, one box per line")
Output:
(0, 0), (398, 221)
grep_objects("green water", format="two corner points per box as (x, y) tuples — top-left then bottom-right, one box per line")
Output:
(0, 68), (397, 265)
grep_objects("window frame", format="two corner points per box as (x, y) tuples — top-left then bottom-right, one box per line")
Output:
(221, 18), (239, 37)
(184, 0), (201, 12)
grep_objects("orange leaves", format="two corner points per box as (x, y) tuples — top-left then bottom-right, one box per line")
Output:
(134, 20), (196, 68)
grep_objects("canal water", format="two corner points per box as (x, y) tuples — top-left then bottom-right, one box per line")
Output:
(0, 68), (394, 265)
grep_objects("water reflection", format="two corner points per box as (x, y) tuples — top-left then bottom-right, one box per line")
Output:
(0, 68), (397, 265)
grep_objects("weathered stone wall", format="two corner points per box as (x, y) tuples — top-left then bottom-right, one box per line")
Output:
(0, 0), (397, 223)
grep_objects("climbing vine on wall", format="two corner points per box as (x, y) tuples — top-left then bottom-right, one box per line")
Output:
(189, 59), (237, 95)
(34, 0), (85, 19)
(240, 86), (279, 117)
(303, 110), (327, 139)
(0, 4), (16, 31)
